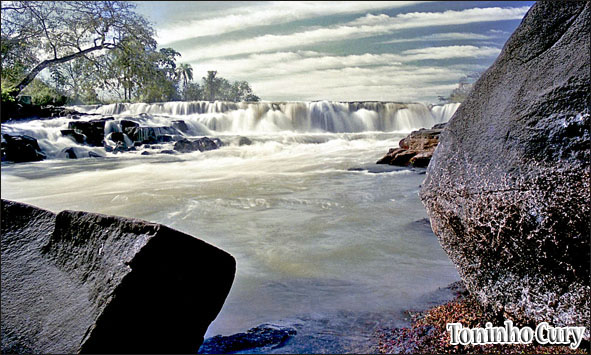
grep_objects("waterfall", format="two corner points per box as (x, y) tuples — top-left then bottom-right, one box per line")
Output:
(72, 101), (459, 134)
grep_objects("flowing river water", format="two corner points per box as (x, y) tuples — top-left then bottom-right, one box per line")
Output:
(1, 101), (461, 352)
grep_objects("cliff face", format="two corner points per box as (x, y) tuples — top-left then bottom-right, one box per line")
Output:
(420, 1), (590, 334)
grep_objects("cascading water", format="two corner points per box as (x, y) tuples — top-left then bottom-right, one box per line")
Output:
(73, 100), (459, 134)
(2, 100), (458, 160)
(1, 99), (461, 353)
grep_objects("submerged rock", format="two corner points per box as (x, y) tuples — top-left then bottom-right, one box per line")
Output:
(420, 1), (590, 335)
(198, 324), (297, 354)
(1, 134), (46, 162)
(174, 137), (221, 153)
(1, 199), (236, 353)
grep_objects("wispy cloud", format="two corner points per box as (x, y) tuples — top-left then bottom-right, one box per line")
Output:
(186, 47), (499, 102)
(381, 32), (498, 44)
(178, 6), (529, 61)
(156, 1), (419, 45)
(191, 47), (500, 81)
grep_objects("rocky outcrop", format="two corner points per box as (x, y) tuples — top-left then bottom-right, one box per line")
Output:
(419, 1), (590, 335)
(199, 324), (297, 354)
(376, 124), (445, 167)
(68, 117), (114, 147)
(1, 199), (236, 353)
(1, 134), (46, 162)
(174, 137), (221, 153)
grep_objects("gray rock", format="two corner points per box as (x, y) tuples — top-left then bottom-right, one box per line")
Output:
(238, 136), (252, 146)
(419, 1), (590, 335)
(60, 129), (86, 144)
(172, 120), (190, 133)
(174, 137), (220, 153)
(1, 199), (236, 353)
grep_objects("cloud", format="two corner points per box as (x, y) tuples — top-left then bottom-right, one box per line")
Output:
(155, 1), (419, 45)
(249, 65), (464, 102)
(177, 6), (529, 61)
(381, 32), (498, 44)
(184, 47), (499, 102)
(190, 46), (500, 80)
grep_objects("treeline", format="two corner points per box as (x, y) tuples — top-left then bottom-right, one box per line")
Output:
(1, 1), (259, 105)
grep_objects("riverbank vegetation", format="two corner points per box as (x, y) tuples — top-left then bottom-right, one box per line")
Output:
(1, 1), (260, 106)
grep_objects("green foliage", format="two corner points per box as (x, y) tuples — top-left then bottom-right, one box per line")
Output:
(22, 79), (67, 106)
(199, 71), (260, 102)
(183, 82), (203, 101)
(1, 85), (18, 103)
(1, 2), (261, 104)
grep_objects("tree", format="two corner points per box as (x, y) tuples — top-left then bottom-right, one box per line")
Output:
(175, 64), (193, 88)
(202, 70), (220, 102)
(183, 82), (203, 101)
(1, 1), (154, 96)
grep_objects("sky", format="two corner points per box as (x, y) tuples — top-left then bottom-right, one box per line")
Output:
(134, 1), (535, 103)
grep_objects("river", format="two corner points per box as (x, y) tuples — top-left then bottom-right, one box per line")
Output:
(1, 100), (461, 352)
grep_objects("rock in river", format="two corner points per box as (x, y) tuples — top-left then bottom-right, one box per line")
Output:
(1, 134), (46, 162)
(174, 137), (221, 153)
(420, 1), (590, 335)
(1, 199), (236, 353)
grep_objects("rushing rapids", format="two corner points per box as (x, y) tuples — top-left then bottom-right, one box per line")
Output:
(2, 100), (459, 160)
(73, 100), (458, 134)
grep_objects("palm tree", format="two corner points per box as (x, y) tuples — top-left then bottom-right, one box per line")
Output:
(202, 70), (219, 102)
(175, 63), (193, 99)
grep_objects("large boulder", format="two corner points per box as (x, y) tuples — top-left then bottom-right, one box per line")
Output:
(1, 134), (46, 162)
(1, 199), (236, 353)
(68, 117), (114, 147)
(419, 1), (590, 334)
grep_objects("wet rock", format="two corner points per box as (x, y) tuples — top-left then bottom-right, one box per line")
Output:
(172, 120), (190, 133)
(60, 129), (86, 144)
(174, 137), (220, 153)
(420, 1), (590, 335)
(198, 324), (297, 354)
(140, 151), (151, 156)
(120, 119), (139, 132)
(67, 118), (113, 147)
(104, 132), (133, 153)
(160, 149), (177, 155)
(60, 147), (105, 159)
(238, 136), (252, 146)
(126, 126), (180, 144)
(1, 134), (46, 162)
(1, 199), (236, 353)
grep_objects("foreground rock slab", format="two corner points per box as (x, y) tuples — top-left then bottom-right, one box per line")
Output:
(420, 1), (590, 336)
(1, 199), (236, 353)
